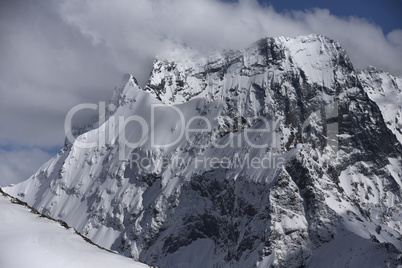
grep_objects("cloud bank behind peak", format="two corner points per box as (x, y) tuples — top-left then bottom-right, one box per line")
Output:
(60, 0), (402, 85)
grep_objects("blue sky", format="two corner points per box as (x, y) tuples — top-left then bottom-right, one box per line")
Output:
(260, 0), (402, 34)
(0, 0), (401, 186)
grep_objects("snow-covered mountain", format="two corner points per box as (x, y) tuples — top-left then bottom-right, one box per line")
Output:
(5, 34), (402, 267)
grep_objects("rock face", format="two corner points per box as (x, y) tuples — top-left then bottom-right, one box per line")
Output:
(5, 34), (402, 267)
(358, 66), (402, 144)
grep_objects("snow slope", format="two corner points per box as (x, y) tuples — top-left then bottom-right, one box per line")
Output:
(0, 191), (149, 268)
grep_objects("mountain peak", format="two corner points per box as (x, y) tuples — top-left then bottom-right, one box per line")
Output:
(146, 34), (355, 106)
(109, 73), (142, 108)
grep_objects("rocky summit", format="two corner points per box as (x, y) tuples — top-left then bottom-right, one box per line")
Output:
(5, 34), (402, 267)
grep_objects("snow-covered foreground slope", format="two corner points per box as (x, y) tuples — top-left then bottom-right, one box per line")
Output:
(4, 34), (402, 267)
(0, 191), (149, 268)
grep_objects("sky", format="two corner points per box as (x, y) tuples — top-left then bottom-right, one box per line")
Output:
(0, 0), (401, 186)
(260, 0), (402, 34)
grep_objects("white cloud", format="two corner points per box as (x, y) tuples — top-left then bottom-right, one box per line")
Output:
(59, 0), (402, 80)
(387, 29), (402, 47)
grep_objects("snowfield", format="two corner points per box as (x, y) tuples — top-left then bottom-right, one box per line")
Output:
(0, 192), (149, 268)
